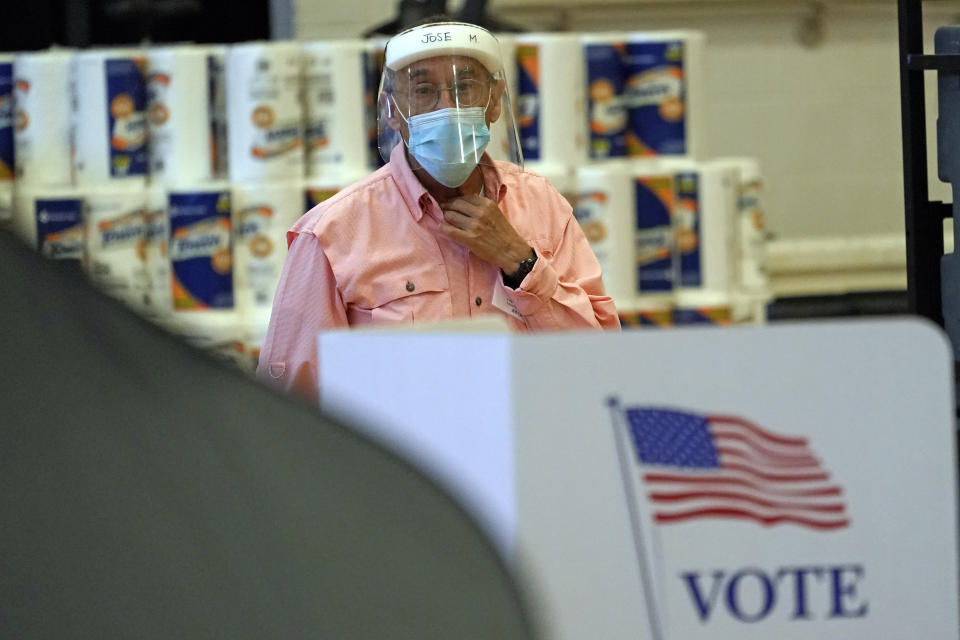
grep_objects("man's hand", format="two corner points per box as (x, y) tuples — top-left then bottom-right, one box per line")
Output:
(439, 195), (532, 274)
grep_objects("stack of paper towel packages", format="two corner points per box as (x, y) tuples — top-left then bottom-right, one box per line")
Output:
(0, 32), (771, 369)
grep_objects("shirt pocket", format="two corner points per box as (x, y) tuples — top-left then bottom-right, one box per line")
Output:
(346, 268), (451, 326)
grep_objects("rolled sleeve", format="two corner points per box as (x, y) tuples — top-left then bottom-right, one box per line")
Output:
(500, 184), (620, 331)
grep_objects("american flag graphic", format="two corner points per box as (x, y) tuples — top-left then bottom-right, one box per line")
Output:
(623, 408), (849, 531)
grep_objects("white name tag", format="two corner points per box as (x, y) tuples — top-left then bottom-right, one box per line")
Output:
(492, 284), (524, 321)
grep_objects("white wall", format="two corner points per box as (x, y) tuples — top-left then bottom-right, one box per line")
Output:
(294, 0), (956, 243)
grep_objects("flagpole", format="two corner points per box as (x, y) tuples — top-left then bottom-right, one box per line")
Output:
(607, 396), (666, 640)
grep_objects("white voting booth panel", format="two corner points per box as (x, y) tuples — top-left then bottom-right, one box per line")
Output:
(319, 320), (959, 640)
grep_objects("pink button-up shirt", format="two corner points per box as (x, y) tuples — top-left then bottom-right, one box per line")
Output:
(256, 145), (620, 403)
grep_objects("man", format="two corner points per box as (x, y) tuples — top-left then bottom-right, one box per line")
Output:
(257, 20), (619, 403)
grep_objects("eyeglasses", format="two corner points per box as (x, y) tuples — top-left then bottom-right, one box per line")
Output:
(404, 78), (490, 113)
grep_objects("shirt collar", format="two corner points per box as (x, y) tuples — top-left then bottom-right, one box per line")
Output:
(389, 143), (508, 222)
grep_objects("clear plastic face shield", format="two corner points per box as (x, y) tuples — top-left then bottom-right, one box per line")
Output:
(377, 22), (523, 188)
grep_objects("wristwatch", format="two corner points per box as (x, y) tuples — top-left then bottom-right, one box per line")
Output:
(503, 249), (538, 289)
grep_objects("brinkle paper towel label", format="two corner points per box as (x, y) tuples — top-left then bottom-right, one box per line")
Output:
(584, 42), (628, 160)
(516, 43), (541, 162)
(105, 59), (148, 177)
(674, 170), (701, 286)
(169, 189), (234, 310)
(226, 43), (303, 181)
(624, 40), (687, 156)
(35, 198), (85, 260)
(0, 59), (14, 181)
(635, 175), (675, 292)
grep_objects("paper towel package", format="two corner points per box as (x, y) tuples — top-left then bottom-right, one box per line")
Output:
(515, 34), (587, 170)
(147, 45), (228, 183)
(0, 54), (15, 183)
(673, 288), (733, 325)
(226, 42), (304, 182)
(582, 34), (630, 161)
(71, 48), (149, 185)
(572, 162), (635, 301)
(13, 50), (74, 186)
(83, 183), (149, 308)
(233, 179), (302, 318)
(632, 160), (683, 293)
(617, 294), (674, 327)
(167, 182), (235, 311)
(142, 184), (173, 318)
(301, 40), (369, 181)
(13, 185), (87, 259)
(669, 160), (737, 294)
(623, 31), (704, 158)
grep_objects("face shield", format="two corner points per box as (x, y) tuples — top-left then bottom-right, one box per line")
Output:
(377, 22), (523, 188)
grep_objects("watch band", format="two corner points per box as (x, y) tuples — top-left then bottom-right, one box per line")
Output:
(503, 249), (537, 289)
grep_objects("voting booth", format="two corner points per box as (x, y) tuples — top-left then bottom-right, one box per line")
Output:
(319, 320), (959, 640)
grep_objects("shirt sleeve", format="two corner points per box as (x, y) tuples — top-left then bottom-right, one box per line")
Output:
(255, 231), (349, 405)
(500, 185), (621, 331)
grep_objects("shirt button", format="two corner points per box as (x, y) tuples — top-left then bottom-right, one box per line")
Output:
(475, 297), (482, 306)
(406, 281), (415, 292)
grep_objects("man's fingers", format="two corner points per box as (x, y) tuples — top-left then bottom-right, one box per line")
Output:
(439, 221), (470, 241)
(442, 208), (474, 229)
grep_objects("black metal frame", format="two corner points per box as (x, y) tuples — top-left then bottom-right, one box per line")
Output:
(898, 0), (960, 327)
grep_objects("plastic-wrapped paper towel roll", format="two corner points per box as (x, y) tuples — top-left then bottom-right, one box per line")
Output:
(674, 289), (732, 326)
(71, 48), (149, 184)
(514, 34), (587, 169)
(167, 182), (235, 311)
(141, 184), (172, 318)
(571, 163), (634, 302)
(630, 160), (688, 295)
(233, 179), (303, 321)
(672, 161), (737, 295)
(84, 183), (149, 308)
(12, 185), (86, 259)
(226, 42), (304, 182)
(13, 50), (74, 185)
(147, 45), (228, 183)
(0, 54), (14, 183)
(301, 40), (369, 181)
(714, 157), (767, 292)
(623, 31), (704, 158)
(582, 33), (629, 161)
(618, 297), (673, 329)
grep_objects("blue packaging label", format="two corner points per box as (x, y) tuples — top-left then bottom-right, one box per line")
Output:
(619, 308), (673, 328)
(0, 62), (14, 180)
(106, 58), (148, 178)
(516, 44), (541, 161)
(169, 191), (233, 310)
(584, 44), (628, 160)
(635, 176), (674, 292)
(35, 198), (85, 260)
(674, 171), (701, 287)
(623, 40), (686, 156)
(673, 306), (730, 326)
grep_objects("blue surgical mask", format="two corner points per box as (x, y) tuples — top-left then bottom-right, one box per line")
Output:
(406, 107), (491, 187)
